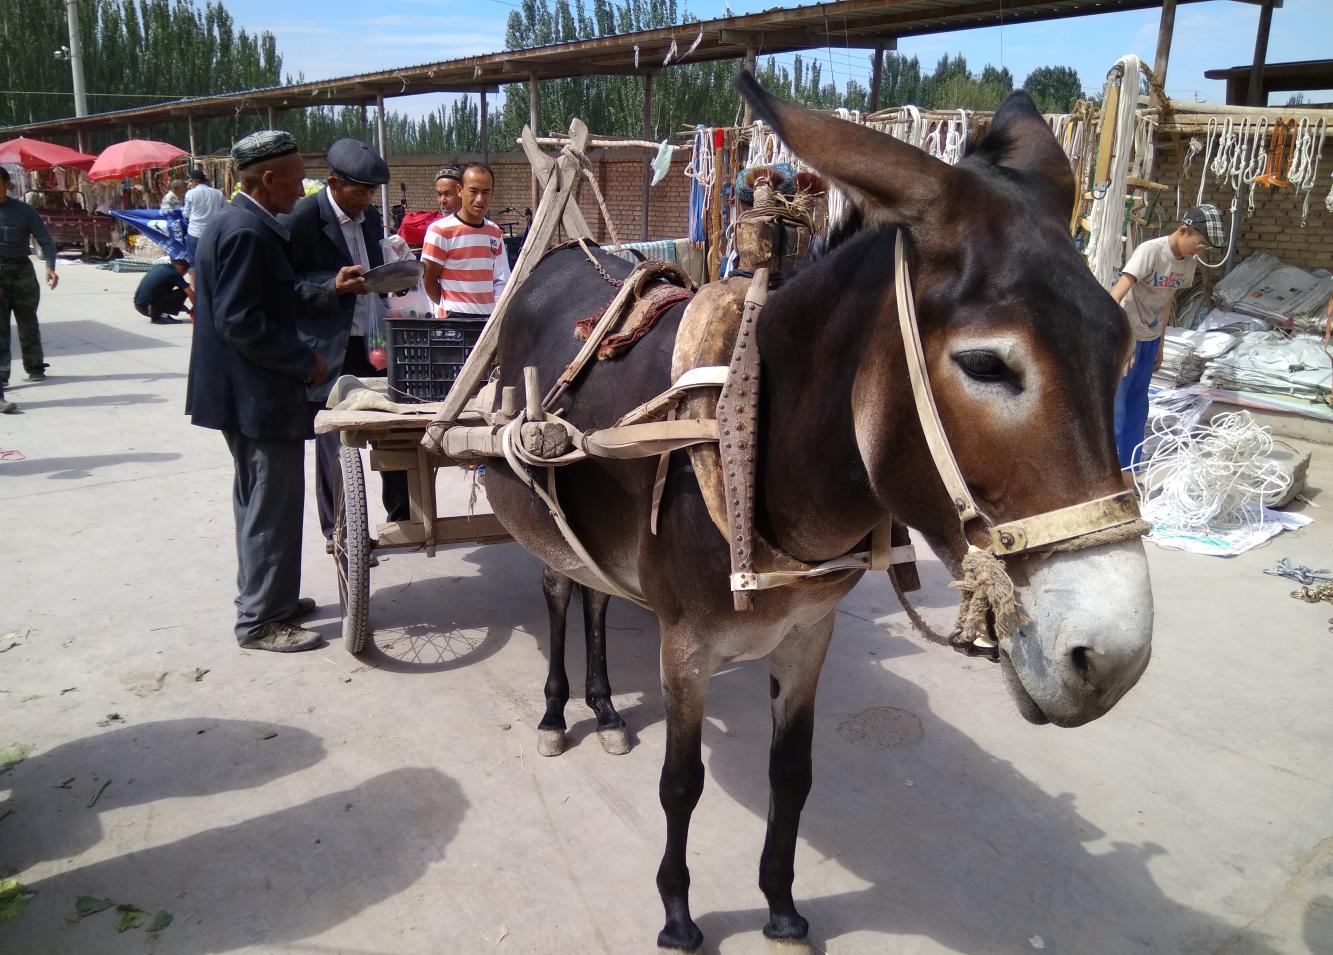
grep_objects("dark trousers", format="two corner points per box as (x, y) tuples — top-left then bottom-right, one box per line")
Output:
(313, 335), (410, 539)
(224, 431), (306, 643)
(0, 259), (44, 387)
(135, 288), (189, 319)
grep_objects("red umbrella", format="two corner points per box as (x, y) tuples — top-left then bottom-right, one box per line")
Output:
(0, 136), (97, 170)
(87, 139), (188, 182)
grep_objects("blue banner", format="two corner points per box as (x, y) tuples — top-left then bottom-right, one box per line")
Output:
(107, 208), (190, 262)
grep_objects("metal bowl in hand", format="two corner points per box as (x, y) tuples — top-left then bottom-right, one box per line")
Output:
(361, 260), (424, 294)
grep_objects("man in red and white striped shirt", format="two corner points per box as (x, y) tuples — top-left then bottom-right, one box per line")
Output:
(420, 163), (511, 319)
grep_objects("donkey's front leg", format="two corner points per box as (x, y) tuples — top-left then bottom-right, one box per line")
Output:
(537, 567), (574, 756)
(759, 612), (835, 952)
(656, 638), (714, 953)
(580, 585), (630, 755)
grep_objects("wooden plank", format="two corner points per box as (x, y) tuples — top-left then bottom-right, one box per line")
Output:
(376, 515), (511, 548)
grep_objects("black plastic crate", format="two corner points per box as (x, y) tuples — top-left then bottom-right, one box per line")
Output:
(386, 317), (485, 403)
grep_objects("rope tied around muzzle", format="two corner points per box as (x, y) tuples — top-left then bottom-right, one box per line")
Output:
(951, 547), (1025, 650)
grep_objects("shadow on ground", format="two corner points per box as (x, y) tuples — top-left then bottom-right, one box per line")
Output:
(0, 718), (326, 873)
(685, 644), (1290, 955)
(11, 393), (169, 410)
(7, 767), (466, 954)
(0, 451), (180, 479)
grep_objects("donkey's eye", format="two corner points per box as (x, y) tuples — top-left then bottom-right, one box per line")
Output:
(954, 350), (1008, 382)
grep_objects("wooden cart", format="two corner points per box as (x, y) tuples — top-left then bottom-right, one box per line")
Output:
(315, 402), (511, 654)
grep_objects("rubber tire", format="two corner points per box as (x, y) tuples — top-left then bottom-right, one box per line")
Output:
(334, 445), (372, 654)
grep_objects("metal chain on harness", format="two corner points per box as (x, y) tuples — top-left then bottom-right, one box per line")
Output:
(577, 236), (624, 288)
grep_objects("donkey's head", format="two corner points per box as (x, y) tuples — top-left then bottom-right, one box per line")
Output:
(738, 76), (1152, 728)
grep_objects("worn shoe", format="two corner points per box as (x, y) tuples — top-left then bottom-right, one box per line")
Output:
(25, 366), (48, 382)
(151, 315), (182, 324)
(0, 398), (16, 414)
(240, 622), (324, 653)
(292, 597), (317, 620)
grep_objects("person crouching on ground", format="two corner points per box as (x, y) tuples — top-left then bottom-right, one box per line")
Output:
(185, 130), (366, 653)
(134, 258), (194, 324)
(1108, 204), (1223, 481)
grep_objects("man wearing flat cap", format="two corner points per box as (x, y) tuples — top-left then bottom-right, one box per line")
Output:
(284, 137), (410, 546)
(186, 130), (367, 653)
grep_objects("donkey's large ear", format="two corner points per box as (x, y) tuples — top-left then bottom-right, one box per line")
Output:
(735, 72), (953, 222)
(974, 92), (1076, 224)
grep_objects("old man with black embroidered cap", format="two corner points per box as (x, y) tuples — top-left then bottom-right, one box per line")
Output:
(186, 130), (366, 653)
(284, 137), (410, 551)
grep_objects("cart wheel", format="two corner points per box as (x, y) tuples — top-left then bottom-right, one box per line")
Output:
(333, 445), (372, 654)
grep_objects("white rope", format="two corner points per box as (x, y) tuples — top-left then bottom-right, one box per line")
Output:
(1197, 118), (1220, 205)
(1135, 411), (1291, 535)
(1086, 55), (1142, 289)
(1287, 117), (1327, 227)
(683, 127), (714, 188)
(1179, 136), (1202, 218)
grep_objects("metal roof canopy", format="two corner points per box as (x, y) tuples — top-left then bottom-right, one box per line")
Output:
(5, 0), (1221, 137)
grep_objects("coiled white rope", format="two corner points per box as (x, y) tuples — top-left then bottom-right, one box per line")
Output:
(1135, 411), (1292, 534)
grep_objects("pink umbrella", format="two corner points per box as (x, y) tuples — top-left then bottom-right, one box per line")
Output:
(87, 139), (188, 182)
(0, 136), (97, 170)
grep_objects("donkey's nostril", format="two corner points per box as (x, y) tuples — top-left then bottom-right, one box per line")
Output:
(1068, 645), (1093, 683)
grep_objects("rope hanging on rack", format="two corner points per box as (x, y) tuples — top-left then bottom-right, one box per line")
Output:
(1085, 55), (1143, 290)
(1286, 117), (1328, 227)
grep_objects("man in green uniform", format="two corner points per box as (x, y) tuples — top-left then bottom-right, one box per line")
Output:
(0, 165), (58, 414)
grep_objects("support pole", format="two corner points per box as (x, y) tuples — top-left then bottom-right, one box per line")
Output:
(529, 74), (540, 212)
(266, 106), (275, 130)
(1151, 0), (1177, 109)
(126, 123), (132, 140)
(869, 45), (884, 113)
(376, 92), (389, 238)
(76, 130), (87, 154)
(742, 47), (757, 127)
(480, 89), (489, 163)
(65, 0), (88, 118)
(187, 115), (196, 161)
(640, 73), (653, 243)
(1247, 0), (1274, 107)
(359, 104), (367, 139)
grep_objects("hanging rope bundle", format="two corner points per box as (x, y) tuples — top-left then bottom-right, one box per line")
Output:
(951, 547), (1025, 651)
(1135, 411), (1292, 535)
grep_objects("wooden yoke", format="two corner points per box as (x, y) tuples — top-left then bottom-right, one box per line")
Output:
(421, 120), (593, 451)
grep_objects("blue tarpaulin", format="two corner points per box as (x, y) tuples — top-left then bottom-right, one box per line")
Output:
(107, 208), (190, 262)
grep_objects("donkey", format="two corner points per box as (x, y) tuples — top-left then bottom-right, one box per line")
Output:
(482, 76), (1153, 952)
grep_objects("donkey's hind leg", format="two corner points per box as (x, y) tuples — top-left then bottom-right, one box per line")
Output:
(579, 585), (630, 755)
(759, 612), (835, 954)
(538, 566), (575, 756)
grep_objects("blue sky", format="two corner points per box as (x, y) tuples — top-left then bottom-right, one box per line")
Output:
(222, 0), (1331, 119)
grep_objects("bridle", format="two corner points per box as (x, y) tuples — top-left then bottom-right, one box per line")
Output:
(892, 231), (1149, 652)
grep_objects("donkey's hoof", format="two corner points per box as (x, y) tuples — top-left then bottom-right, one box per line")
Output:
(597, 725), (631, 755)
(766, 939), (813, 954)
(537, 728), (567, 757)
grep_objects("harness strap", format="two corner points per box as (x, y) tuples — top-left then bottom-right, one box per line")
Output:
(893, 232), (982, 525)
(989, 491), (1146, 556)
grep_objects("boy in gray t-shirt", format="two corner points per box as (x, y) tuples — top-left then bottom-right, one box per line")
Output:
(1107, 204), (1223, 473)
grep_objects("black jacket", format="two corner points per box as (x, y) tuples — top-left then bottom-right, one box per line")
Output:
(282, 189), (384, 402)
(185, 194), (337, 441)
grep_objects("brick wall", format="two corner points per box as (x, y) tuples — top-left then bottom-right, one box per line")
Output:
(1150, 137), (1333, 271)
(304, 149), (692, 244)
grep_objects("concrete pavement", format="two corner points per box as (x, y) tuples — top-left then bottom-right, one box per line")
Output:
(1, 258), (1331, 954)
